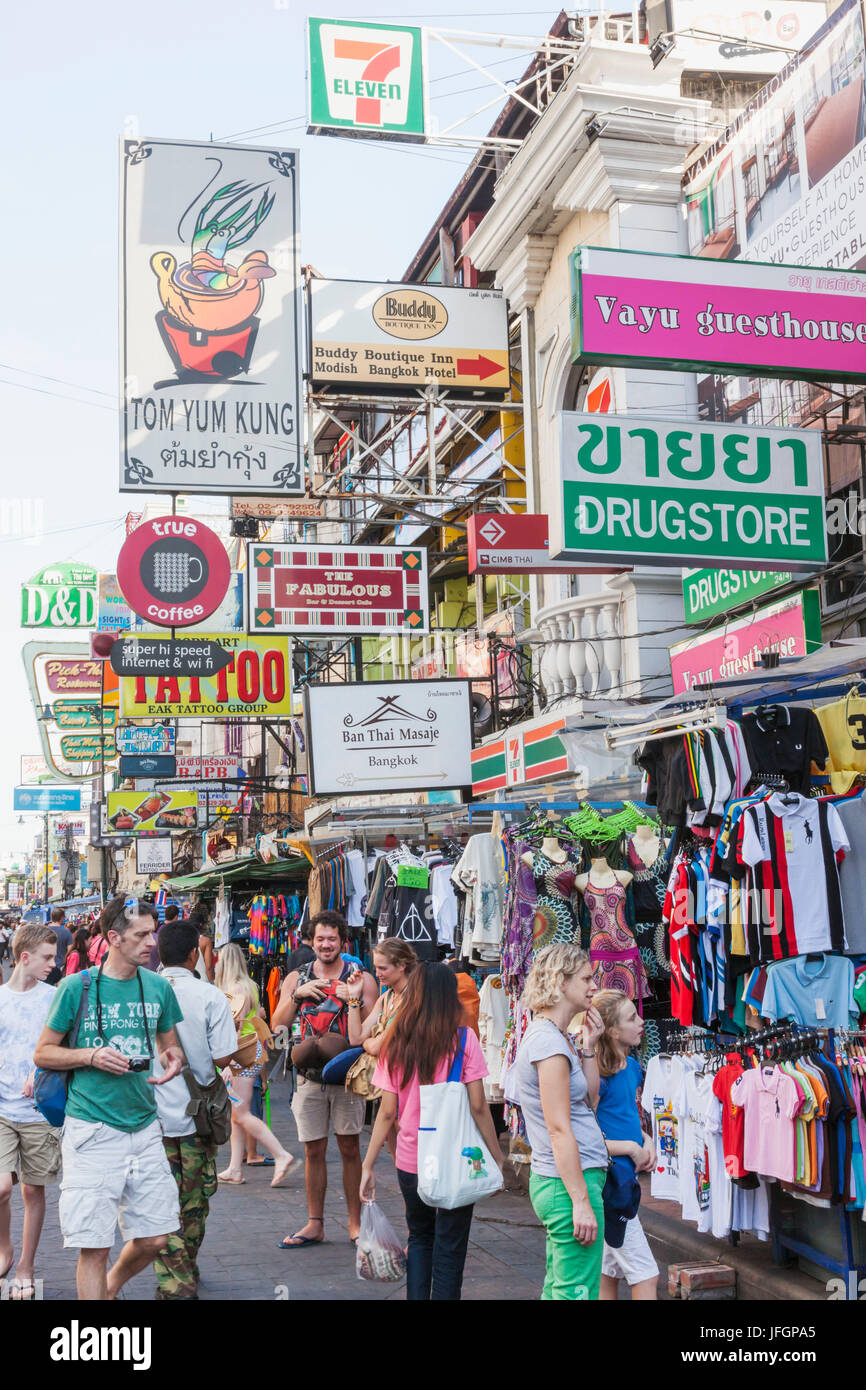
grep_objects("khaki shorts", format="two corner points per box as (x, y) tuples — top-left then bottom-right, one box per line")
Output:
(0, 1115), (61, 1185)
(291, 1075), (365, 1144)
(59, 1116), (179, 1249)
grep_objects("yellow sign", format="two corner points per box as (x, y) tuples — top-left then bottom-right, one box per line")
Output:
(119, 634), (292, 719)
(107, 789), (198, 834)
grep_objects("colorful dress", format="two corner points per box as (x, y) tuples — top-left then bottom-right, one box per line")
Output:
(531, 850), (580, 952)
(626, 837), (671, 985)
(583, 875), (649, 1011)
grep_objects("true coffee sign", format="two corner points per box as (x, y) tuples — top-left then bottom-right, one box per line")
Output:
(117, 516), (231, 628)
(551, 412), (826, 570)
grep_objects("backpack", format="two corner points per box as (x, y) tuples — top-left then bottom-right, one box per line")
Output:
(33, 971), (92, 1128)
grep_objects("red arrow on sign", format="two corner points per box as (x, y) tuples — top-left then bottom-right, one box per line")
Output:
(455, 354), (504, 382)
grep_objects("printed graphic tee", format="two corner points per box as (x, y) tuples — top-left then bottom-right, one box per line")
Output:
(642, 1054), (686, 1202)
(0, 981), (56, 1123)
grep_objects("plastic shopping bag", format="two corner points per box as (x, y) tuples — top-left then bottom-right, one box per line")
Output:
(356, 1201), (407, 1282)
(417, 1028), (504, 1211)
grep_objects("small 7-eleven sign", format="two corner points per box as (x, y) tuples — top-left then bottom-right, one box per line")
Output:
(308, 17), (427, 139)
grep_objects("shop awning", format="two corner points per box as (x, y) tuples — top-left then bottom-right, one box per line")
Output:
(166, 855), (309, 893)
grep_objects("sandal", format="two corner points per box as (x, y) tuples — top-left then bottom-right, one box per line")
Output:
(9, 1279), (36, 1301)
(217, 1171), (246, 1185)
(244, 1157), (275, 1166)
(278, 1217), (324, 1249)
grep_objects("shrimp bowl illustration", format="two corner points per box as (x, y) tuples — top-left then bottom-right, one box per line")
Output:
(151, 178), (276, 382)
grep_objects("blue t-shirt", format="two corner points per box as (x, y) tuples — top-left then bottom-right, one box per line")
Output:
(596, 1056), (643, 1145)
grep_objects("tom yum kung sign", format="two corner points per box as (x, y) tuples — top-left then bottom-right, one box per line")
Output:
(550, 413), (826, 570)
(571, 247), (866, 384)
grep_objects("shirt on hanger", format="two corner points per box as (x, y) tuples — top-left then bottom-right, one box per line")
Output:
(761, 954), (858, 1031)
(741, 705), (829, 793)
(834, 795), (866, 954)
(642, 1054), (686, 1202)
(731, 1065), (802, 1182)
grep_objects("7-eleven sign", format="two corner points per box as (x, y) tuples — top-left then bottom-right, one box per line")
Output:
(308, 18), (426, 139)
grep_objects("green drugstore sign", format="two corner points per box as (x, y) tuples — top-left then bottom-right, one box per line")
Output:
(308, 18), (426, 140)
(682, 568), (794, 624)
(550, 412), (828, 571)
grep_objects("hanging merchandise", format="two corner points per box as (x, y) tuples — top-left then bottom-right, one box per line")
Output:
(452, 832), (506, 964)
(214, 886), (230, 950)
(815, 689), (866, 792)
(478, 973), (508, 1102)
(740, 705), (828, 795)
(247, 893), (302, 957)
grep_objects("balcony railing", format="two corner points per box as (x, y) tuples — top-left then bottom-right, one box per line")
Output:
(531, 592), (625, 701)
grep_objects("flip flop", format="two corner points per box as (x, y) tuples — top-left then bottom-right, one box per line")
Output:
(244, 1157), (275, 1166)
(278, 1218), (324, 1249)
(217, 1173), (246, 1185)
(9, 1279), (36, 1301)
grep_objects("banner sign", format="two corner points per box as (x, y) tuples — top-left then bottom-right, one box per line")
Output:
(21, 563), (98, 628)
(309, 279), (509, 393)
(249, 544), (429, 634)
(120, 634), (292, 719)
(670, 589), (822, 693)
(60, 734), (118, 763)
(471, 716), (569, 796)
(570, 245), (866, 383)
(307, 18), (426, 141)
(20, 755), (54, 786)
(14, 787), (82, 812)
(97, 573), (133, 633)
(647, 1), (827, 76)
(682, 568), (793, 624)
(115, 725), (176, 756)
(551, 412), (826, 570)
(467, 513), (628, 576)
(119, 755), (178, 779)
(107, 789), (198, 835)
(116, 515), (231, 628)
(110, 636), (233, 678)
(121, 137), (303, 496)
(135, 837), (174, 876)
(304, 679), (472, 794)
(175, 756), (241, 780)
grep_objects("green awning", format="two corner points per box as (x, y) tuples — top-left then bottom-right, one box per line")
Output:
(167, 855), (309, 893)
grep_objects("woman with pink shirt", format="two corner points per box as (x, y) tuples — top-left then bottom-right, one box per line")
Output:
(360, 963), (503, 1301)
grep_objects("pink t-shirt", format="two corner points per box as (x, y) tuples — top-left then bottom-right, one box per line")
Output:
(373, 1028), (488, 1174)
(730, 1066), (802, 1182)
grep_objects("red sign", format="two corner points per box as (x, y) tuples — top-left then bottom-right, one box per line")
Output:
(467, 513), (630, 575)
(117, 516), (231, 629)
(249, 544), (430, 635)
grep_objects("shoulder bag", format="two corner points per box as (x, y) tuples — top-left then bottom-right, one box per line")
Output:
(416, 1027), (503, 1210)
(33, 970), (92, 1128)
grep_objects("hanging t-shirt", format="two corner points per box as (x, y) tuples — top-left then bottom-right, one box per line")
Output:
(642, 1054), (686, 1202)
(712, 1057), (747, 1178)
(344, 850), (368, 928)
(681, 1066), (713, 1232)
(731, 1065), (802, 1182)
(761, 954), (857, 1031)
(389, 885), (437, 961)
(741, 705), (828, 793)
(430, 864), (460, 947)
(815, 695), (866, 791)
(834, 795), (866, 954)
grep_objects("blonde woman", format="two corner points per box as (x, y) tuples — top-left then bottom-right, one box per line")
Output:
(360, 939), (417, 1059)
(593, 990), (658, 1301)
(514, 944), (608, 1300)
(215, 945), (294, 1188)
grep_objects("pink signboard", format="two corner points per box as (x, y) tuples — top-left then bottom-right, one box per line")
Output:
(573, 247), (866, 384)
(670, 590), (821, 693)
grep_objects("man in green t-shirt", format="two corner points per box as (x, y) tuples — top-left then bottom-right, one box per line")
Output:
(34, 896), (184, 1301)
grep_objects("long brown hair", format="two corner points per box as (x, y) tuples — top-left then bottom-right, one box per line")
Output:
(380, 963), (462, 1087)
(593, 989), (632, 1078)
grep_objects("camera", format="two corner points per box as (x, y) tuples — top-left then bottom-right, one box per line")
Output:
(127, 1056), (152, 1073)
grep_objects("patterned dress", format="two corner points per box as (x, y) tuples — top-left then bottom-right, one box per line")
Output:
(530, 850), (580, 952)
(583, 876), (649, 1010)
(626, 837), (671, 985)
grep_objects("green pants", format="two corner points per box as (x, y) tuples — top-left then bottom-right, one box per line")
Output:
(154, 1135), (217, 1300)
(529, 1168), (606, 1301)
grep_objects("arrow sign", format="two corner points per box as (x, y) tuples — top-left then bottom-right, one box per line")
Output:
(455, 354), (504, 382)
(110, 636), (234, 678)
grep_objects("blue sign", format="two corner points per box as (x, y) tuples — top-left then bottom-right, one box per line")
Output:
(14, 787), (82, 812)
(115, 725), (176, 755)
(119, 755), (177, 779)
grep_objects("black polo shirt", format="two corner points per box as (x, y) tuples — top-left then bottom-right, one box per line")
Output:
(741, 706), (828, 793)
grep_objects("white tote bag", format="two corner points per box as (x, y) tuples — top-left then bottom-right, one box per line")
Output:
(416, 1028), (503, 1210)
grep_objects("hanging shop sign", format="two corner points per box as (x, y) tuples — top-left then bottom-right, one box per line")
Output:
(307, 17), (427, 141)
(670, 589), (822, 693)
(119, 755), (178, 780)
(21, 563), (98, 629)
(231, 497), (325, 520)
(22, 643), (120, 783)
(116, 515), (231, 629)
(647, 1), (827, 76)
(121, 137), (303, 496)
(135, 837), (174, 876)
(551, 412), (827, 570)
(249, 544), (429, 634)
(106, 789), (199, 835)
(305, 678), (473, 794)
(97, 573), (133, 633)
(471, 716), (569, 795)
(91, 802), (132, 849)
(20, 755), (54, 786)
(109, 635), (233, 679)
(175, 756), (241, 780)
(115, 724), (176, 756)
(50, 702), (118, 730)
(467, 513), (628, 576)
(570, 245), (866, 383)
(682, 568), (793, 624)
(308, 279), (509, 394)
(60, 734), (118, 763)
(14, 787), (82, 812)
(120, 634), (292, 719)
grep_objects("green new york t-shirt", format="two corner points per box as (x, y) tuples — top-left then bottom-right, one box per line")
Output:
(45, 967), (183, 1132)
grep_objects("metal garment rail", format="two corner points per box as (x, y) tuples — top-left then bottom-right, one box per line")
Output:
(468, 800), (654, 818)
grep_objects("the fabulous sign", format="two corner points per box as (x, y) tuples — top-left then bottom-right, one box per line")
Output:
(121, 137), (303, 496)
(682, 568), (793, 624)
(550, 412), (826, 570)
(467, 513), (627, 576)
(307, 18), (426, 141)
(304, 679), (473, 794)
(249, 544), (429, 635)
(570, 245), (866, 383)
(670, 589), (822, 693)
(21, 563), (98, 629)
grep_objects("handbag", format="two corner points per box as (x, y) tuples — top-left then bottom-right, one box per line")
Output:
(33, 970), (92, 1128)
(181, 1066), (233, 1146)
(344, 988), (397, 1100)
(416, 1027), (503, 1211)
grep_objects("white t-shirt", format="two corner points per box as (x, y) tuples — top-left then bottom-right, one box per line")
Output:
(0, 980), (55, 1123)
(680, 1065), (713, 1231)
(153, 967), (238, 1138)
(690, 1071), (733, 1238)
(642, 1054), (687, 1203)
(732, 1176), (770, 1239)
(741, 794), (849, 953)
(344, 850), (368, 928)
(430, 864), (459, 947)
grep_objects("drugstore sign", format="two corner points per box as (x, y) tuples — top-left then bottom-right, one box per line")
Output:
(308, 18), (426, 140)
(670, 590), (822, 693)
(119, 634), (291, 719)
(682, 568), (793, 624)
(550, 412), (826, 570)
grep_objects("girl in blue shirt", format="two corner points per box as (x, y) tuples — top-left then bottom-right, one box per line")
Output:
(594, 990), (659, 1301)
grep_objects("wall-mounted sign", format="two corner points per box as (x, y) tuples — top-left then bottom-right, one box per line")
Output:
(121, 137), (303, 496)
(59, 734), (118, 763)
(232, 497), (325, 520)
(175, 756), (241, 780)
(249, 544), (429, 634)
(117, 515), (231, 629)
(120, 634), (292, 719)
(119, 755), (178, 780)
(647, 1), (827, 76)
(107, 789), (199, 835)
(21, 563), (98, 628)
(471, 716), (569, 795)
(110, 635), (233, 678)
(22, 643), (120, 783)
(14, 787), (82, 812)
(551, 412), (826, 570)
(97, 573), (133, 633)
(309, 279), (509, 394)
(570, 245), (866, 383)
(307, 17), (426, 141)
(115, 725), (176, 756)
(670, 589), (822, 693)
(467, 513), (628, 576)
(135, 837), (174, 876)
(304, 678), (472, 794)
(20, 755), (54, 786)
(682, 568), (794, 624)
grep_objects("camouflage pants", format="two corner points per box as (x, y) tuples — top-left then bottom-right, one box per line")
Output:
(153, 1135), (217, 1300)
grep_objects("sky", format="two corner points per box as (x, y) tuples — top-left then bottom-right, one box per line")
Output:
(0, 0), (573, 864)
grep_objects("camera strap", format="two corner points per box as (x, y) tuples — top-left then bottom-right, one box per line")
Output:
(95, 963), (154, 1055)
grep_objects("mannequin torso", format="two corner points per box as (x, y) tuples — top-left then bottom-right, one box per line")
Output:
(576, 856), (633, 894)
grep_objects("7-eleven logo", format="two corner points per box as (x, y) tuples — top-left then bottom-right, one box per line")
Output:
(318, 22), (416, 129)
